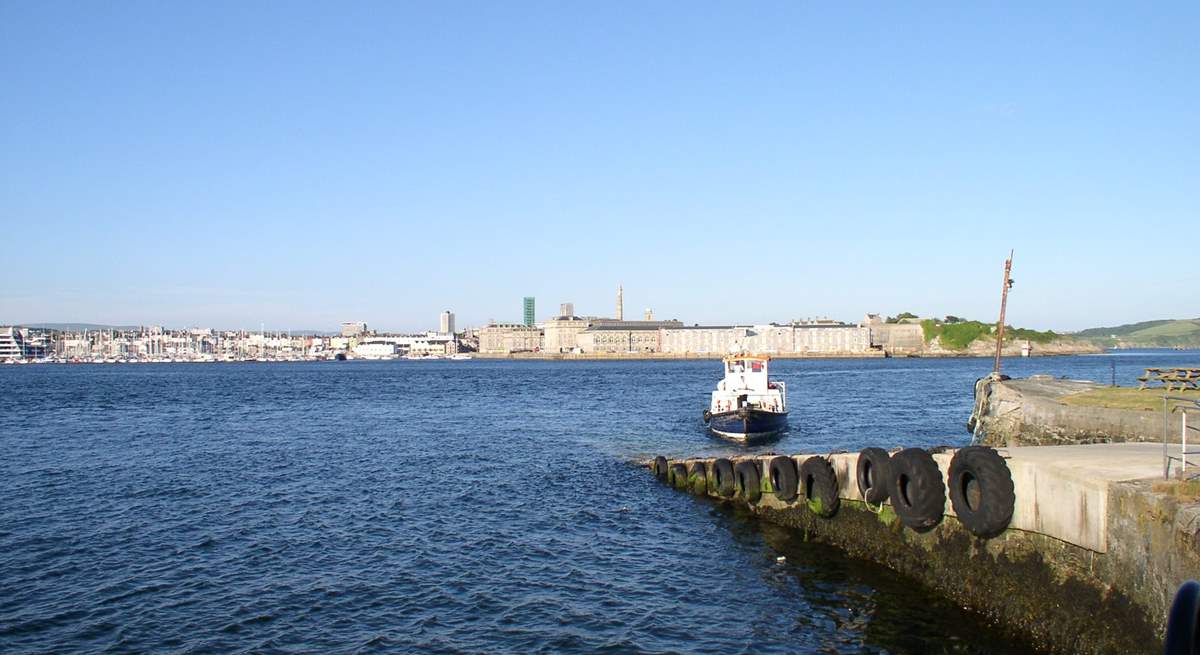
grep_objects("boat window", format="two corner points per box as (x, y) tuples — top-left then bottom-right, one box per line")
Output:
(751, 361), (763, 373)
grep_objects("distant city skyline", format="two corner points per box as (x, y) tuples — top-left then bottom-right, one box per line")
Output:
(3, 4), (1196, 332)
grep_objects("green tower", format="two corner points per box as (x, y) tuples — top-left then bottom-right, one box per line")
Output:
(523, 297), (535, 326)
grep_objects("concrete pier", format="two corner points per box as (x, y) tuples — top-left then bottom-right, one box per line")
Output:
(650, 443), (1200, 655)
(969, 376), (1198, 447)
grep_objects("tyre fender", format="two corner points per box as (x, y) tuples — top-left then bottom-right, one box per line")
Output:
(768, 456), (799, 501)
(734, 460), (762, 503)
(686, 461), (708, 495)
(800, 456), (840, 518)
(856, 447), (892, 505)
(948, 446), (1014, 538)
(653, 455), (669, 481)
(887, 448), (946, 531)
(668, 462), (689, 490)
(709, 458), (735, 497)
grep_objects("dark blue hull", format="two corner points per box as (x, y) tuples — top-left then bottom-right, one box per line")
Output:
(707, 409), (789, 442)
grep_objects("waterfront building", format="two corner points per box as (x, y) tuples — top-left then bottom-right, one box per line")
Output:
(439, 311), (455, 335)
(559, 303), (574, 318)
(479, 323), (543, 353)
(862, 314), (924, 353)
(659, 323), (870, 355)
(0, 327), (50, 360)
(0, 327), (26, 360)
(346, 332), (456, 356)
(543, 314), (589, 353)
(353, 342), (397, 359)
(523, 297), (536, 327)
(341, 321), (368, 337)
(575, 320), (683, 354)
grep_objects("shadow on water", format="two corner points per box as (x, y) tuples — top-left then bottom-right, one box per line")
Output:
(712, 502), (1037, 655)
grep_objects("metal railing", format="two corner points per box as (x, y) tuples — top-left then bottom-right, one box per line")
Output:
(1163, 396), (1200, 480)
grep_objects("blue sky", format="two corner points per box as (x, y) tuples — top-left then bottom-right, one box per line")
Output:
(2, 2), (1196, 332)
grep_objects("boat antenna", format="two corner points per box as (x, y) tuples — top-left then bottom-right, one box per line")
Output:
(992, 250), (1014, 378)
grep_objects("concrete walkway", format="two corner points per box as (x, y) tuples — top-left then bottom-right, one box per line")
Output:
(984, 442), (1171, 552)
(1002, 442), (1168, 484)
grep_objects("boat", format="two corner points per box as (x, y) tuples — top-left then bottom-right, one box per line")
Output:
(449, 353), (472, 361)
(702, 354), (788, 442)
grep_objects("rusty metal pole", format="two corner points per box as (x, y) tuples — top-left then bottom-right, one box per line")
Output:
(992, 250), (1014, 377)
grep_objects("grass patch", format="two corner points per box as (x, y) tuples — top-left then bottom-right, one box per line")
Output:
(1059, 387), (1200, 412)
(1152, 480), (1200, 502)
(920, 318), (1060, 349)
(921, 320), (993, 348)
(1008, 327), (1059, 344)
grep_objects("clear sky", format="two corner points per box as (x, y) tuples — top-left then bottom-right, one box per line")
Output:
(2, 2), (1196, 333)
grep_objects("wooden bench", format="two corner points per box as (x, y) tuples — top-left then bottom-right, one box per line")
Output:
(1141, 368), (1200, 391)
(1138, 368), (1164, 389)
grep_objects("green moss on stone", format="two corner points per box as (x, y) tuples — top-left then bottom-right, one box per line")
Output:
(877, 504), (898, 526)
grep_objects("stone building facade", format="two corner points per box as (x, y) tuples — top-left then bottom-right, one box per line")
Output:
(478, 323), (543, 353)
(543, 316), (590, 353)
(659, 324), (870, 355)
(576, 321), (683, 354)
(862, 314), (925, 353)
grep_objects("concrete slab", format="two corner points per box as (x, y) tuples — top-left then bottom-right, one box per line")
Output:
(998, 443), (1166, 553)
(1001, 442), (1165, 483)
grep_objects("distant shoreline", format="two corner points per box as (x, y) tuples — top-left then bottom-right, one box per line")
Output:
(471, 350), (1101, 361)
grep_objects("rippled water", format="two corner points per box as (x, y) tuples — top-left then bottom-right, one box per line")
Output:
(3, 351), (1198, 653)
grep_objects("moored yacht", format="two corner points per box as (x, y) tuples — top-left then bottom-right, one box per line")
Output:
(702, 354), (788, 442)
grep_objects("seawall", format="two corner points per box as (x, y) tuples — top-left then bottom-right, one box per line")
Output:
(648, 445), (1200, 655)
(969, 376), (1187, 447)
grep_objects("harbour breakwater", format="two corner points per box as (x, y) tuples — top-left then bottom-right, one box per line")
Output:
(969, 376), (1197, 447)
(648, 444), (1200, 655)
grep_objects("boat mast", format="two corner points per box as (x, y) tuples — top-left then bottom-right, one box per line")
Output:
(992, 250), (1014, 377)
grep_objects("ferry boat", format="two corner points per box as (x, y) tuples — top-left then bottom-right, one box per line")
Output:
(702, 354), (788, 442)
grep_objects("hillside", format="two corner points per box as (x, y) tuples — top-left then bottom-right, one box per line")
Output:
(913, 318), (1099, 355)
(1075, 318), (1200, 348)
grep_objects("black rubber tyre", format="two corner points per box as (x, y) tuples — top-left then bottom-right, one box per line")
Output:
(768, 456), (798, 501)
(734, 460), (762, 503)
(1165, 580), (1200, 655)
(686, 461), (708, 495)
(887, 448), (946, 531)
(856, 447), (892, 505)
(702, 409), (712, 423)
(948, 446), (1015, 538)
(800, 457), (840, 518)
(709, 458), (735, 497)
(668, 463), (688, 490)
(653, 455), (669, 480)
